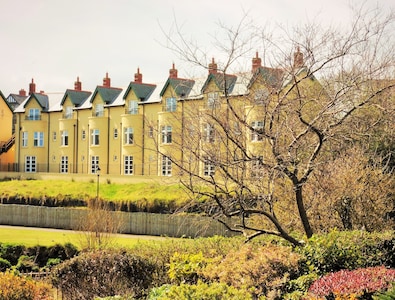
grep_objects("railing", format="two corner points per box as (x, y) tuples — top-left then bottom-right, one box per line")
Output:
(124, 108), (139, 115)
(0, 135), (15, 154)
(24, 115), (41, 120)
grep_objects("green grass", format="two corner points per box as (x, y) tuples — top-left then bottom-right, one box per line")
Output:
(0, 179), (189, 205)
(0, 226), (170, 248)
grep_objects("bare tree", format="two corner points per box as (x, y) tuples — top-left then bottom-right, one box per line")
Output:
(160, 4), (395, 245)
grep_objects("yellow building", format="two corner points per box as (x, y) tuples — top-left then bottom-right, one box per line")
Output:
(10, 50), (319, 177)
(0, 90), (15, 170)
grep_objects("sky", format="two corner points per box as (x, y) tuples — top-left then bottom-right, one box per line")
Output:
(0, 0), (393, 97)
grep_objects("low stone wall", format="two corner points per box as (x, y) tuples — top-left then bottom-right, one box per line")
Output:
(0, 204), (234, 238)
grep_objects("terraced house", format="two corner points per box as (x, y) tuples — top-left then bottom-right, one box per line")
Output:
(3, 49), (314, 177)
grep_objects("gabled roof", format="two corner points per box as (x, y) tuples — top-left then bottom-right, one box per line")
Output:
(60, 89), (92, 107)
(90, 86), (122, 105)
(200, 73), (237, 94)
(23, 93), (49, 110)
(124, 82), (156, 102)
(7, 94), (28, 105)
(159, 78), (195, 98)
(0, 90), (13, 112)
(248, 66), (285, 90)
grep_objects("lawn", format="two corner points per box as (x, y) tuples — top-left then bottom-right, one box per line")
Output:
(0, 226), (170, 248)
(0, 179), (191, 208)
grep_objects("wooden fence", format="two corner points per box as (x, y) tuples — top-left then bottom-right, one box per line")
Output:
(0, 204), (234, 238)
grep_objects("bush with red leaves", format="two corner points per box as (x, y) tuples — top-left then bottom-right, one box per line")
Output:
(308, 266), (395, 298)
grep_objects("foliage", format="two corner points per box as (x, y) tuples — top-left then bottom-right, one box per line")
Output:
(0, 271), (53, 300)
(373, 284), (395, 300)
(168, 252), (211, 284)
(307, 266), (395, 299)
(0, 258), (11, 272)
(283, 273), (319, 299)
(148, 281), (253, 300)
(299, 230), (395, 275)
(0, 242), (78, 273)
(51, 249), (157, 299)
(202, 243), (302, 298)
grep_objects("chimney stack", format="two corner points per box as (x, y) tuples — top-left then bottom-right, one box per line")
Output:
(252, 52), (262, 72)
(293, 47), (304, 68)
(29, 78), (36, 95)
(103, 72), (111, 87)
(208, 58), (218, 74)
(134, 68), (142, 83)
(169, 63), (178, 79)
(74, 76), (82, 91)
(19, 89), (26, 96)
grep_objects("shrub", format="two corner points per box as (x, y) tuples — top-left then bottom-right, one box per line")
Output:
(0, 258), (11, 272)
(148, 281), (252, 300)
(51, 249), (157, 299)
(202, 243), (302, 298)
(0, 271), (53, 300)
(307, 266), (395, 299)
(168, 252), (211, 284)
(0, 243), (25, 265)
(300, 230), (395, 275)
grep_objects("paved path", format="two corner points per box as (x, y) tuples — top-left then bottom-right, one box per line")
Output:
(0, 225), (168, 240)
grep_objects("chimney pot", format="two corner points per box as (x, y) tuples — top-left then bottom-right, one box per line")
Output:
(19, 89), (26, 96)
(293, 47), (304, 68)
(29, 78), (36, 95)
(103, 72), (111, 87)
(74, 76), (82, 91)
(252, 51), (262, 72)
(208, 58), (218, 74)
(134, 67), (143, 83)
(169, 63), (178, 79)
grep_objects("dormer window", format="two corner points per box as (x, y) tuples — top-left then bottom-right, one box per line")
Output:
(128, 100), (138, 114)
(28, 108), (40, 120)
(165, 97), (176, 112)
(207, 92), (219, 109)
(254, 89), (269, 105)
(95, 103), (104, 117)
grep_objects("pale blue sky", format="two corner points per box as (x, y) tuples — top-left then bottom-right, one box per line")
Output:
(0, 0), (393, 96)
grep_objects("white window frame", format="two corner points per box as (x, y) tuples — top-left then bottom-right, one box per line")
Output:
(203, 123), (215, 143)
(91, 156), (99, 174)
(207, 92), (219, 109)
(124, 155), (134, 175)
(29, 108), (40, 120)
(61, 130), (69, 146)
(124, 127), (134, 145)
(251, 121), (264, 142)
(95, 103), (104, 117)
(60, 156), (68, 173)
(162, 155), (172, 176)
(128, 100), (138, 114)
(91, 129), (100, 146)
(33, 131), (44, 147)
(161, 125), (172, 144)
(25, 156), (36, 173)
(165, 97), (176, 112)
(65, 106), (73, 119)
(203, 158), (215, 177)
(22, 132), (28, 147)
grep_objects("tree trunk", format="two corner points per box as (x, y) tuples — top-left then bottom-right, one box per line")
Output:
(295, 184), (313, 238)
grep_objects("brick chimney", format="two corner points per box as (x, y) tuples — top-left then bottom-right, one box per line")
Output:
(29, 78), (36, 95)
(252, 52), (262, 72)
(19, 89), (26, 96)
(293, 47), (304, 68)
(208, 58), (218, 74)
(134, 68), (142, 83)
(169, 63), (178, 79)
(103, 72), (111, 87)
(74, 76), (82, 91)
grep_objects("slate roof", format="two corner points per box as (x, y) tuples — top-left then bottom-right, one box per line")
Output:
(23, 93), (49, 110)
(124, 82), (156, 102)
(248, 67), (285, 90)
(159, 78), (195, 98)
(90, 86), (123, 105)
(200, 73), (237, 94)
(60, 89), (92, 107)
